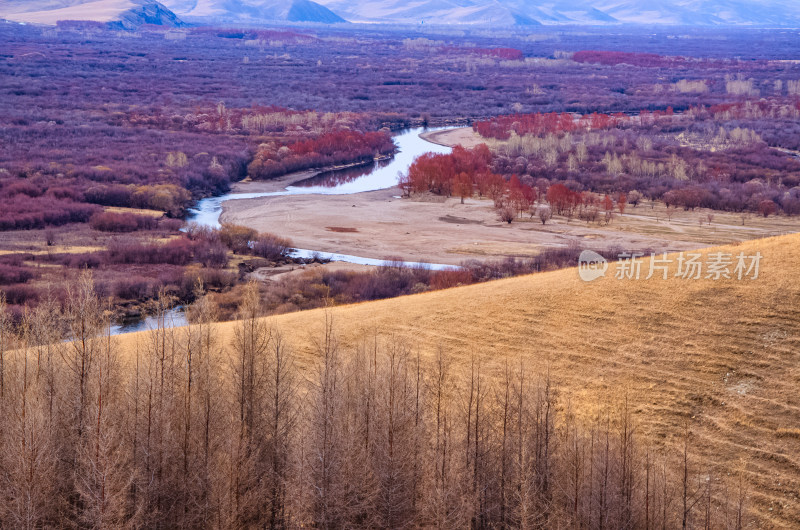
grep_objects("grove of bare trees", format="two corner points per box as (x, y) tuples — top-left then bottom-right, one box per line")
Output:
(0, 275), (747, 529)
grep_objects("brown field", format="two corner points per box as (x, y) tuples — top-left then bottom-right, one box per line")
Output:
(0, 245), (104, 256)
(116, 233), (800, 527)
(223, 184), (800, 266)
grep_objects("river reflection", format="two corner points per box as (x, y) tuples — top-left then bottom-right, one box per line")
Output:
(187, 127), (452, 228)
(291, 158), (392, 188)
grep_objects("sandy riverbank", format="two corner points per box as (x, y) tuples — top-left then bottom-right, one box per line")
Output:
(419, 127), (484, 148)
(249, 261), (376, 282)
(221, 184), (783, 266)
(220, 129), (800, 266)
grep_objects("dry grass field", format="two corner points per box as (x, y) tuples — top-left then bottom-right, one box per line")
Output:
(117, 233), (800, 527)
(103, 206), (165, 218)
(223, 182), (800, 267)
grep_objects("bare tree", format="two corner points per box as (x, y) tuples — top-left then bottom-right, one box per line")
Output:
(372, 338), (420, 528)
(0, 293), (9, 403)
(308, 313), (345, 529)
(537, 204), (552, 225)
(229, 282), (272, 527)
(75, 324), (131, 528)
(1, 318), (58, 528)
(0, 305), (753, 529)
(499, 206), (515, 224)
(265, 328), (298, 528)
(425, 346), (465, 528)
(130, 288), (182, 526)
(177, 281), (224, 527)
(681, 423), (703, 530)
(60, 271), (104, 523)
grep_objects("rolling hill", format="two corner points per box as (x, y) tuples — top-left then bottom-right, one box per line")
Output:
(160, 0), (346, 23)
(118, 232), (800, 525)
(0, 0), (184, 28)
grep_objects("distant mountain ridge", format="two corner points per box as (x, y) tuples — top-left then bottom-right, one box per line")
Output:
(3, 0), (800, 27)
(316, 0), (800, 26)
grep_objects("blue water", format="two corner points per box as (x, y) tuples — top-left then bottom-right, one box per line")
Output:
(110, 306), (188, 335)
(187, 127), (452, 229)
(290, 248), (456, 271)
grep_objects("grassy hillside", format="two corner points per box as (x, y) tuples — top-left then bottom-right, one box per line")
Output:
(119, 233), (800, 526)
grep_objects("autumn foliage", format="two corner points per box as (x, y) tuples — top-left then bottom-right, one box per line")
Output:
(0, 197), (99, 230)
(473, 111), (627, 140)
(407, 144), (493, 196)
(89, 211), (158, 232)
(546, 184), (582, 215)
(248, 130), (395, 180)
(407, 145), (542, 219)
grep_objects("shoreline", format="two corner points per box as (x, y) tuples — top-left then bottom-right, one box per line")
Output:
(419, 126), (484, 148)
(229, 154), (394, 194)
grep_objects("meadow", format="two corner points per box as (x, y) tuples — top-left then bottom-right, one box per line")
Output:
(0, 232), (796, 527)
(124, 232), (800, 526)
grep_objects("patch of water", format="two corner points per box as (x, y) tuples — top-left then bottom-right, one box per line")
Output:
(110, 306), (188, 336)
(187, 127), (452, 229)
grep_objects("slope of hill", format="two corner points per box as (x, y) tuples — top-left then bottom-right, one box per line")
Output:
(161, 0), (346, 23)
(118, 233), (800, 525)
(0, 0), (184, 28)
(287, 0), (346, 23)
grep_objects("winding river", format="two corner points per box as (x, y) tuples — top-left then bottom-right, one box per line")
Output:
(112, 127), (454, 334)
(187, 127), (454, 268)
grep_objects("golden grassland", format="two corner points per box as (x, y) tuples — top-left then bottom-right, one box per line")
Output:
(117, 233), (800, 526)
(103, 206), (165, 218)
(0, 245), (104, 256)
